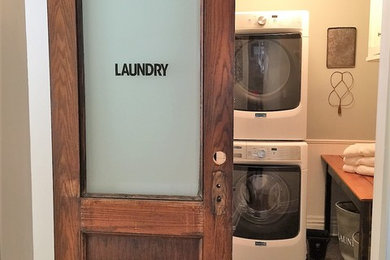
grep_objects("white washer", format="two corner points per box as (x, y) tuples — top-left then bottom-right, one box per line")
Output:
(233, 141), (308, 260)
(234, 11), (309, 140)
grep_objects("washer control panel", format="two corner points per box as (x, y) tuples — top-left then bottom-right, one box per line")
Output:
(257, 16), (267, 26)
(234, 141), (301, 161)
(247, 145), (300, 160)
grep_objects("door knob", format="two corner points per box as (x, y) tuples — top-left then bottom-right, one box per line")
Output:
(213, 151), (226, 165)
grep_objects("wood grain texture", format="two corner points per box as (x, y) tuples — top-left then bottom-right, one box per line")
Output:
(203, 0), (234, 259)
(321, 155), (373, 200)
(47, 0), (81, 259)
(85, 234), (201, 260)
(81, 198), (204, 235)
(49, 0), (234, 258)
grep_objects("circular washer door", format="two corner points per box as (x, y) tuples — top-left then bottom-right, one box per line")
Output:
(234, 172), (290, 226)
(233, 165), (301, 240)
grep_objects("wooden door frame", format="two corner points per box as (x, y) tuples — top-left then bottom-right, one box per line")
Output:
(48, 0), (234, 259)
(371, 0), (390, 258)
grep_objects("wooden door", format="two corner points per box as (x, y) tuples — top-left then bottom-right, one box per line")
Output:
(47, 0), (234, 259)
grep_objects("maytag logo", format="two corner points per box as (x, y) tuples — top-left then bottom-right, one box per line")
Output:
(255, 241), (267, 246)
(115, 63), (169, 77)
(255, 113), (267, 118)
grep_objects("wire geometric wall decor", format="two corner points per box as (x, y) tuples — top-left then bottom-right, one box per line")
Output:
(328, 71), (354, 116)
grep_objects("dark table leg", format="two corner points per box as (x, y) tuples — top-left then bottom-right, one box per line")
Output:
(325, 168), (332, 233)
(358, 202), (372, 260)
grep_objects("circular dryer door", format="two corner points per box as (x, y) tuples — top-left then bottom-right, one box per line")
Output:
(233, 165), (301, 240)
(234, 33), (302, 112)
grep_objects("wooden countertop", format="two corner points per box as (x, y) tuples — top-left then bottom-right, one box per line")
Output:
(321, 154), (373, 201)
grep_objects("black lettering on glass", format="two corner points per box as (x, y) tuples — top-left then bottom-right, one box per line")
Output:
(114, 63), (169, 77)
(161, 64), (168, 76)
(138, 63), (145, 75)
(145, 63), (154, 76)
(128, 64), (136, 76)
(115, 63), (121, 76)
(154, 64), (162, 76)
(122, 63), (129, 76)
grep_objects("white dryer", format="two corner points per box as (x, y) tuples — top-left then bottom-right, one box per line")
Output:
(234, 11), (309, 140)
(233, 141), (308, 260)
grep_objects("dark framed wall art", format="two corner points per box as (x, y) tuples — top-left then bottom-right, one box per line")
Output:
(327, 27), (357, 68)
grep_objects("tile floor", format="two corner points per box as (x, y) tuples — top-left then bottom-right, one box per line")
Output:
(308, 236), (343, 260)
(325, 237), (343, 260)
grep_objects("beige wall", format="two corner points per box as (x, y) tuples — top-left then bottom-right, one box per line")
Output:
(236, 0), (379, 140)
(1, 0), (34, 258)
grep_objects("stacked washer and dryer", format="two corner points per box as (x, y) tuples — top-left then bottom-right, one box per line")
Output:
(233, 11), (309, 259)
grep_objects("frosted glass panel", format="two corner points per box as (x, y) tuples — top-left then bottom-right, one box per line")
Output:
(82, 0), (201, 196)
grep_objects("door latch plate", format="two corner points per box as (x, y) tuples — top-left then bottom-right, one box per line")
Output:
(212, 171), (227, 216)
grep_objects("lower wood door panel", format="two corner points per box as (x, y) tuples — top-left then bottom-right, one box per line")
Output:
(84, 233), (201, 260)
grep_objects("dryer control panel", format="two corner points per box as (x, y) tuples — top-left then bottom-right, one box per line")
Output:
(235, 11), (309, 37)
(234, 141), (302, 162)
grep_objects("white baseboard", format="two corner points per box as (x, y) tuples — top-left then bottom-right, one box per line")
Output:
(306, 139), (375, 145)
(307, 215), (338, 236)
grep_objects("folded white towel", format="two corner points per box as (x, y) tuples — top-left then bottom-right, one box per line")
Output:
(342, 164), (356, 173)
(355, 165), (375, 176)
(343, 156), (375, 167)
(343, 143), (375, 157)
